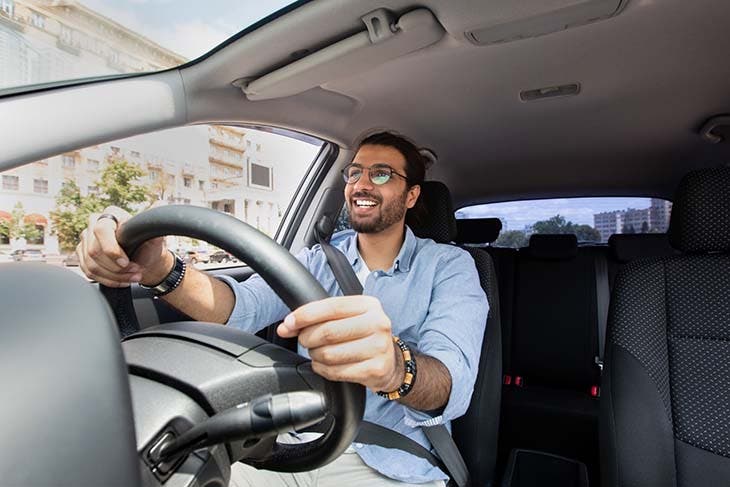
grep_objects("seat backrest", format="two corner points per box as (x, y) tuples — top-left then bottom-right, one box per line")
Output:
(409, 181), (502, 487)
(510, 234), (600, 390)
(607, 233), (676, 287)
(601, 167), (730, 487)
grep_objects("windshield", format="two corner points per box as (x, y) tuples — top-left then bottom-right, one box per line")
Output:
(0, 0), (298, 94)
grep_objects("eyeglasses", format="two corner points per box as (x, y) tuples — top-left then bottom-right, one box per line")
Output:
(341, 163), (409, 185)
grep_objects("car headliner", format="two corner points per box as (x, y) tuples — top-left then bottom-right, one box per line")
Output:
(2, 0), (730, 209)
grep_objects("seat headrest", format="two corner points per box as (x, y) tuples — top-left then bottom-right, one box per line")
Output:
(668, 166), (730, 253)
(455, 218), (503, 244)
(527, 234), (578, 260)
(608, 234), (675, 263)
(407, 181), (457, 243)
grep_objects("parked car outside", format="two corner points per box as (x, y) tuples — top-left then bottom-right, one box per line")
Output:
(11, 249), (46, 263)
(63, 253), (80, 267)
(209, 250), (237, 264)
(184, 249), (210, 265)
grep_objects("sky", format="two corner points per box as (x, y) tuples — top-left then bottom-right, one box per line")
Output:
(80, 0), (298, 59)
(455, 197), (660, 230)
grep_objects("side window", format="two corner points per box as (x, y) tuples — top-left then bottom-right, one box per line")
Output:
(456, 197), (673, 248)
(0, 125), (323, 268)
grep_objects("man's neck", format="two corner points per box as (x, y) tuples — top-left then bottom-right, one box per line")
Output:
(357, 223), (406, 272)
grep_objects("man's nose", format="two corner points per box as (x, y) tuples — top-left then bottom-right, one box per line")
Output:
(352, 171), (374, 191)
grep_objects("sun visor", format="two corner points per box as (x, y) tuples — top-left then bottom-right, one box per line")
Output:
(465, 0), (624, 46)
(240, 9), (444, 101)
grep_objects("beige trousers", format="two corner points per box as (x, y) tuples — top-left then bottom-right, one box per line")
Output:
(229, 448), (446, 487)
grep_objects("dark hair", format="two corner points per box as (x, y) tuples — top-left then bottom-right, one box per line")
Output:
(358, 132), (426, 187)
(357, 131), (428, 227)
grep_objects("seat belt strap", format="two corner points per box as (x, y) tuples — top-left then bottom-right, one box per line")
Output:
(313, 216), (470, 487)
(357, 421), (443, 468)
(594, 251), (610, 374)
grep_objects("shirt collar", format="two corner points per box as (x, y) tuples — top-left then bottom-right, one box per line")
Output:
(343, 226), (417, 275)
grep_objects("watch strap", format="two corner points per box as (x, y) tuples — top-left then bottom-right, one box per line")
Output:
(140, 250), (186, 297)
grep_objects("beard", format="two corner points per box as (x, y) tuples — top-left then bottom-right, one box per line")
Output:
(347, 189), (409, 234)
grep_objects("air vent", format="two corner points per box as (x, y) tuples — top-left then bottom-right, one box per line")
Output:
(466, 0), (624, 46)
(520, 83), (580, 102)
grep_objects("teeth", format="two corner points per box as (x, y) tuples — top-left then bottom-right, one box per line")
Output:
(355, 200), (377, 207)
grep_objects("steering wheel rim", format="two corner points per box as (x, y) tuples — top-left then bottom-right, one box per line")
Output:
(99, 205), (365, 473)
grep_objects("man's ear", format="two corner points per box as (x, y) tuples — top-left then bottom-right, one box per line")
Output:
(406, 184), (421, 209)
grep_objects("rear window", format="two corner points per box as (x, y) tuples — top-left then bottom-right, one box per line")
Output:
(456, 197), (673, 248)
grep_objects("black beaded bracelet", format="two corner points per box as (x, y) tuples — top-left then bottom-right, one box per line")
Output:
(377, 336), (417, 400)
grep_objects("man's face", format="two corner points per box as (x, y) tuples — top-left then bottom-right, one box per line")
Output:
(344, 144), (420, 234)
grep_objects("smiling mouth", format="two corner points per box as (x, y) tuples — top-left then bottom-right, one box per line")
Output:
(354, 199), (378, 208)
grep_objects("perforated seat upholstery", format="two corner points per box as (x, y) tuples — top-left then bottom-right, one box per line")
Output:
(408, 181), (502, 487)
(600, 167), (730, 487)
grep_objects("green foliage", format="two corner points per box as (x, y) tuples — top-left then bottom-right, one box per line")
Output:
(49, 181), (104, 251)
(98, 159), (149, 211)
(532, 214), (601, 242)
(49, 159), (149, 251)
(495, 230), (529, 248)
(0, 202), (43, 242)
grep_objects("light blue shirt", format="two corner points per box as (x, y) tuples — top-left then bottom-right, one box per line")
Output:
(218, 227), (488, 483)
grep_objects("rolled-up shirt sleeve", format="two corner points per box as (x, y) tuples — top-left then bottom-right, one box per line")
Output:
(216, 247), (313, 333)
(403, 248), (488, 427)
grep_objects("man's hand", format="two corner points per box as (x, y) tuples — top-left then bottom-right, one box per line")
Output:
(277, 295), (404, 392)
(77, 206), (171, 287)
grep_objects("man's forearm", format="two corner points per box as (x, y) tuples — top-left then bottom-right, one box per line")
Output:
(155, 256), (235, 324)
(394, 349), (452, 412)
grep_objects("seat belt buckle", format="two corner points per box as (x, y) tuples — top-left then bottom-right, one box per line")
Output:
(514, 376), (524, 387)
(590, 385), (601, 398)
(503, 375), (512, 386)
(594, 356), (604, 374)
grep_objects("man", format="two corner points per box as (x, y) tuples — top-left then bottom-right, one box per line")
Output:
(78, 132), (488, 486)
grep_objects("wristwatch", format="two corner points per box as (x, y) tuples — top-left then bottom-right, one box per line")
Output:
(140, 250), (186, 297)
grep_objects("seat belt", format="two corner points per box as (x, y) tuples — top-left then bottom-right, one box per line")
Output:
(594, 251), (610, 377)
(313, 216), (470, 487)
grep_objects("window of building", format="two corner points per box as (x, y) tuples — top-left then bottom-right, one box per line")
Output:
(87, 159), (100, 170)
(455, 197), (673, 248)
(249, 162), (272, 190)
(1, 0), (14, 17)
(60, 25), (73, 43)
(2, 175), (19, 191)
(166, 174), (175, 186)
(62, 155), (75, 169)
(256, 143), (262, 152)
(131, 151), (140, 158)
(149, 170), (159, 181)
(33, 178), (48, 194)
(183, 176), (192, 188)
(30, 11), (45, 29)
(87, 185), (99, 195)
(183, 198), (191, 205)
(198, 180), (205, 190)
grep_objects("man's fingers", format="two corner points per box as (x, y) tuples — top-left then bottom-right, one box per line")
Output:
(78, 254), (131, 288)
(91, 218), (132, 270)
(311, 358), (391, 389)
(282, 295), (381, 331)
(308, 333), (391, 366)
(295, 311), (388, 349)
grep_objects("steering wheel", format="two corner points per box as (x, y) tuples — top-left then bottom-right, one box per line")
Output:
(99, 205), (365, 474)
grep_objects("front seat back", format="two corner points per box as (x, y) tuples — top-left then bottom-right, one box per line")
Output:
(408, 181), (502, 486)
(600, 167), (730, 486)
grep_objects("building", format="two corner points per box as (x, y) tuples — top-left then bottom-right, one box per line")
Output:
(593, 199), (673, 242)
(0, 0), (185, 91)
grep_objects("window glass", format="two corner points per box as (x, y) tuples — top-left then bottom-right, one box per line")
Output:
(456, 197), (673, 248)
(0, 125), (323, 271)
(0, 0), (300, 94)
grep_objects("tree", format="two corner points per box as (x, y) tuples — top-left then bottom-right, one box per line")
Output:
(533, 215), (569, 234)
(50, 159), (150, 251)
(495, 230), (528, 248)
(0, 202), (42, 243)
(641, 221), (649, 233)
(574, 224), (601, 242)
(532, 214), (601, 242)
(49, 181), (104, 251)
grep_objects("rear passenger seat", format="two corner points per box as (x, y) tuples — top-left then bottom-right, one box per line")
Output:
(453, 219), (679, 484)
(497, 234), (604, 484)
